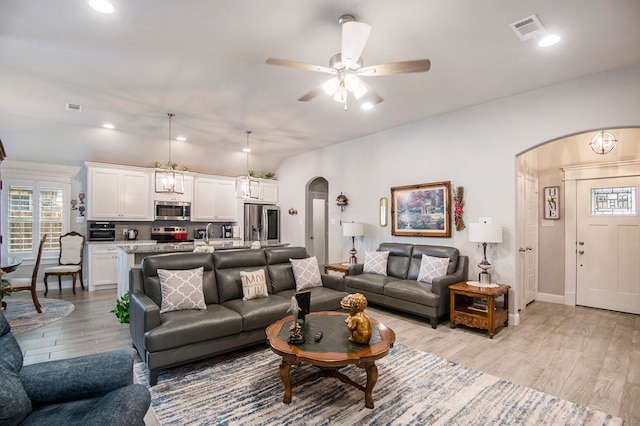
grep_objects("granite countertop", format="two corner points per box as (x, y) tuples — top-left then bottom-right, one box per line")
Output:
(116, 241), (289, 254)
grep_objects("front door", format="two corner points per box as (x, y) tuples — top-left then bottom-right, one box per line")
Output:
(576, 176), (640, 314)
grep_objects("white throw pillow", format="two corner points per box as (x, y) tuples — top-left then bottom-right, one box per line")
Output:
(290, 256), (323, 291)
(363, 251), (390, 276)
(158, 267), (207, 313)
(417, 254), (450, 284)
(240, 269), (269, 300)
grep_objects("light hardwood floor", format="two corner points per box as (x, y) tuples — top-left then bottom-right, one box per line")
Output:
(9, 289), (640, 425)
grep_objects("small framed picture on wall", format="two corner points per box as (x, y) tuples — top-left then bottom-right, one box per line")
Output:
(544, 186), (560, 219)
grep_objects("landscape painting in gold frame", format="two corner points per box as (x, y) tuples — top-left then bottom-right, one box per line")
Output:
(391, 181), (452, 237)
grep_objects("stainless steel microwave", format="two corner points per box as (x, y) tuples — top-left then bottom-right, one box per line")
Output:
(154, 201), (191, 221)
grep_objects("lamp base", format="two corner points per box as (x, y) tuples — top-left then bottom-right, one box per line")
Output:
(479, 271), (491, 284)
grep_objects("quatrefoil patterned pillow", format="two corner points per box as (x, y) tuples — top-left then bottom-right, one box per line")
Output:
(158, 267), (207, 313)
(417, 254), (450, 284)
(290, 256), (323, 291)
(363, 251), (390, 276)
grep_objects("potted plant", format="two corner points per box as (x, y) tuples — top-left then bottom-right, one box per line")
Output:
(111, 292), (130, 324)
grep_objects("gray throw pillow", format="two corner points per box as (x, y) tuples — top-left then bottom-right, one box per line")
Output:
(158, 267), (207, 313)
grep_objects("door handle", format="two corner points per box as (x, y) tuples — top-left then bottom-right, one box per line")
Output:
(526, 247), (533, 251)
(578, 241), (584, 246)
(578, 250), (585, 255)
(518, 247), (526, 253)
(310, 236), (314, 240)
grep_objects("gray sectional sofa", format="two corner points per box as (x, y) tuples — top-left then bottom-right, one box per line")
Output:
(129, 246), (347, 385)
(345, 243), (468, 328)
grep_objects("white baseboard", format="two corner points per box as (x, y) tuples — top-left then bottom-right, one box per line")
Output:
(536, 292), (565, 304)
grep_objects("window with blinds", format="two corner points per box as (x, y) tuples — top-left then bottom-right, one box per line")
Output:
(6, 183), (63, 254)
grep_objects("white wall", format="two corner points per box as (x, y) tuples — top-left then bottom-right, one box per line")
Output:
(277, 63), (640, 315)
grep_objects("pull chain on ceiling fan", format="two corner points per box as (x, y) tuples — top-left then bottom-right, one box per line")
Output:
(266, 14), (431, 109)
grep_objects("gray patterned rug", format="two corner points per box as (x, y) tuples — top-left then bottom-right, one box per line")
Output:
(2, 297), (74, 334)
(134, 344), (622, 426)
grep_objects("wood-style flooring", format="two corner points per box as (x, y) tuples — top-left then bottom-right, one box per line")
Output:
(9, 289), (640, 425)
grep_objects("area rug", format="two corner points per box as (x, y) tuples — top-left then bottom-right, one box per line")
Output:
(2, 297), (74, 334)
(134, 344), (622, 426)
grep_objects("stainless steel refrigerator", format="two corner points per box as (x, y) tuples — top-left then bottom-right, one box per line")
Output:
(244, 204), (280, 242)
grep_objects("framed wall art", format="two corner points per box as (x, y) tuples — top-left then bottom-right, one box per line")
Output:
(391, 181), (452, 237)
(544, 186), (560, 219)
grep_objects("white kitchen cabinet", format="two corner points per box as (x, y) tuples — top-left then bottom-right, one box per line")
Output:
(193, 177), (237, 221)
(87, 164), (151, 220)
(260, 182), (279, 203)
(88, 244), (118, 291)
(153, 174), (193, 203)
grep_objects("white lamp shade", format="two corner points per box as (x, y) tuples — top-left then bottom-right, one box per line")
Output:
(468, 223), (502, 243)
(343, 222), (364, 237)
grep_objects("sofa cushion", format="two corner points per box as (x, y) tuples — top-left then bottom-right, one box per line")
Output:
(240, 269), (269, 300)
(144, 305), (243, 352)
(222, 294), (292, 331)
(290, 256), (322, 290)
(214, 250), (270, 303)
(276, 287), (348, 312)
(158, 267), (207, 314)
(408, 245), (460, 279)
(0, 318), (32, 426)
(417, 254), (450, 284)
(265, 247), (309, 293)
(383, 280), (440, 308)
(379, 243), (413, 279)
(363, 251), (389, 276)
(142, 253), (218, 306)
(344, 273), (400, 295)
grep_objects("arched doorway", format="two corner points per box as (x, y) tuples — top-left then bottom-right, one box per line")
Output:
(306, 177), (328, 265)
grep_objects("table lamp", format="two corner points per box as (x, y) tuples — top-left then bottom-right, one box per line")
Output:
(468, 223), (503, 284)
(343, 222), (364, 264)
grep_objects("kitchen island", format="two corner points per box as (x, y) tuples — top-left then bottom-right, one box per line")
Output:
(116, 241), (289, 298)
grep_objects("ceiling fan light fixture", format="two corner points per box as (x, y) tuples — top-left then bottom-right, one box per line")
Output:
(323, 77), (341, 95)
(333, 85), (348, 103)
(344, 73), (360, 91)
(352, 81), (368, 99)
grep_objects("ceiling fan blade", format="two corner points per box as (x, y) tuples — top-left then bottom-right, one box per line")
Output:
(266, 57), (336, 74)
(359, 81), (384, 105)
(341, 21), (371, 68)
(297, 85), (324, 102)
(358, 59), (431, 76)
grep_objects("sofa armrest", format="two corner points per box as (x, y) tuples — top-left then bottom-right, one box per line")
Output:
(348, 264), (364, 276)
(320, 273), (345, 292)
(431, 256), (468, 316)
(21, 348), (136, 407)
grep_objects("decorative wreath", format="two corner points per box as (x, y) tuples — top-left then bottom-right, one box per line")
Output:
(453, 186), (465, 231)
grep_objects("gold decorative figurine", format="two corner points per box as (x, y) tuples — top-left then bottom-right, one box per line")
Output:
(287, 296), (305, 344)
(340, 293), (372, 344)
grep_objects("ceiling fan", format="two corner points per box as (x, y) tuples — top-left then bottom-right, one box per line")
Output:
(266, 14), (431, 109)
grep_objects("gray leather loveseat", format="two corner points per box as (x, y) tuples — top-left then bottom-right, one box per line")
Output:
(345, 243), (468, 328)
(129, 246), (347, 385)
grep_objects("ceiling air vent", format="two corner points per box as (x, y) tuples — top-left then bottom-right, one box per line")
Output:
(509, 14), (546, 41)
(66, 103), (83, 112)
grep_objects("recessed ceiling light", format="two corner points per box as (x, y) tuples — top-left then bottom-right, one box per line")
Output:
(102, 123), (115, 129)
(89, 0), (114, 14)
(242, 147), (251, 153)
(538, 34), (561, 47)
(176, 136), (186, 141)
(361, 102), (374, 110)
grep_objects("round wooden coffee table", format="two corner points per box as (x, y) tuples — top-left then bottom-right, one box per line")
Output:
(265, 311), (395, 409)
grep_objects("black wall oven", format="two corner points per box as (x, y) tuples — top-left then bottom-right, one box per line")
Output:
(88, 222), (116, 241)
(154, 201), (191, 221)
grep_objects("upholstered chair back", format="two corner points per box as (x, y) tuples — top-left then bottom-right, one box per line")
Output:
(59, 232), (84, 265)
(141, 252), (218, 305)
(264, 246), (309, 293)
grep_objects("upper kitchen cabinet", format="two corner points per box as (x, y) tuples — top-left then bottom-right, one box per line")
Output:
(153, 174), (193, 203)
(193, 176), (237, 221)
(260, 182), (278, 204)
(86, 163), (152, 221)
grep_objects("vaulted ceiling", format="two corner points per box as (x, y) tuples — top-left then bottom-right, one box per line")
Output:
(1, 1), (639, 176)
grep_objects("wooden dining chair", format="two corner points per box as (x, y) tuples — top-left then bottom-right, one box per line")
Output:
(44, 231), (85, 295)
(5, 234), (47, 313)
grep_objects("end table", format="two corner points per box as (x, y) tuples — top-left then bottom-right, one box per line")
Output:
(449, 281), (510, 339)
(324, 262), (353, 276)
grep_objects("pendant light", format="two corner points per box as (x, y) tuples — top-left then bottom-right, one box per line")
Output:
(589, 130), (618, 155)
(236, 131), (259, 199)
(155, 113), (184, 193)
